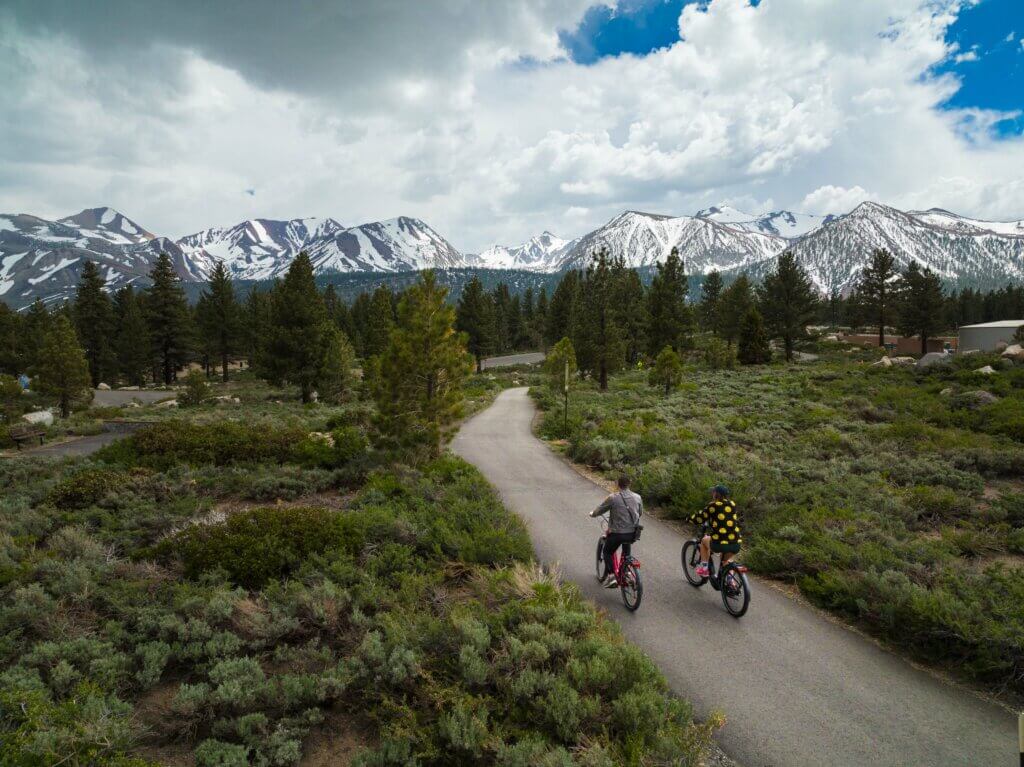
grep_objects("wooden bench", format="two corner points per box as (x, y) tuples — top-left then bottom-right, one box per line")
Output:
(8, 424), (45, 450)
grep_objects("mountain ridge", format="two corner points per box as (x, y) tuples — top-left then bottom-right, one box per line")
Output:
(2, 200), (1023, 309)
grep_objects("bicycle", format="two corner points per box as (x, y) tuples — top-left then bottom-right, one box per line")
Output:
(680, 525), (751, 617)
(595, 519), (643, 612)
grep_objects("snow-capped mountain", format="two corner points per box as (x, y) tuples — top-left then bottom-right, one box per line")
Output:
(4, 200), (1024, 309)
(783, 202), (1024, 292)
(467, 231), (578, 271)
(0, 208), (172, 308)
(303, 217), (463, 274)
(695, 206), (834, 238)
(558, 210), (787, 274)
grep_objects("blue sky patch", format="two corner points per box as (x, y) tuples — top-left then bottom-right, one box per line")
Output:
(935, 0), (1023, 136)
(559, 0), (690, 64)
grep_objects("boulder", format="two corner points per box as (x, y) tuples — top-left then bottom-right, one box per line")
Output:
(916, 352), (952, 370)
(22, 410), (54, 427)
(154, 399), (179, 409)
(118, 385), (140, 391)
(939, 387), (954, 397)
(310, 391), (319, 403)
(872, 356), (893, 367)
(126, 401), (141, 408)
(975, 365), (996, 375)
(890, 356), (916, 366)
(96, 382), (111, 391)
(996, 341), (1009, 353)
(1001, 344), (1024, 363)
(213, 396), (241, 406)
(951, 390), (999, 410)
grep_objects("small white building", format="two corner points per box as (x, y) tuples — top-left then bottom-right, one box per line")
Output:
(958, 320), (1024, 352)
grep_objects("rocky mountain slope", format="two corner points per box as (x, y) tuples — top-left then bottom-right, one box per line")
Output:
(3, 200), (1023, 309)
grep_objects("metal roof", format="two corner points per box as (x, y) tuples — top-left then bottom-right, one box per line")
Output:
(959, 320), (1024, 329)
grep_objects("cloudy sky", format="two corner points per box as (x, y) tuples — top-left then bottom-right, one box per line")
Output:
(1, 0), (1022, 251)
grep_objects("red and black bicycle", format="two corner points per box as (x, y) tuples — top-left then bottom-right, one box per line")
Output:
(595, 519), (643, 612)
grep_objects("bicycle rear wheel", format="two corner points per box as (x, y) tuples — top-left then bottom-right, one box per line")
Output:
(720, 564), (750, 618)
(595, 538), (608, 582)
(681, 540), (706, 587)
(620, 561), (643, 612)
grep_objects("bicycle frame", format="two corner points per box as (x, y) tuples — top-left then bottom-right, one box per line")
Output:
(599, 518), (640, 575)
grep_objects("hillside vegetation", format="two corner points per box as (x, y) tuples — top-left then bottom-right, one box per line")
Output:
(533, 345), (1024, 697)
(0, 375), (715, 766)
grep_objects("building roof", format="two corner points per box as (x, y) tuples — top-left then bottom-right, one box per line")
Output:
(959, 320), (1024, 329)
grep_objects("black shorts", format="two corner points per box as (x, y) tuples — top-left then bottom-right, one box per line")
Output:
(711, 541), (741, 554)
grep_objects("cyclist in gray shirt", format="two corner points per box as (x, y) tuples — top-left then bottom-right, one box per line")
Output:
(590, 475), (643, 588)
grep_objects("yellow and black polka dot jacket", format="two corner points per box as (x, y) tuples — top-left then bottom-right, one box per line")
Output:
(690, 499), (742, 545)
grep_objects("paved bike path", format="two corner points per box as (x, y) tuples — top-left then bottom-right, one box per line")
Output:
(452, 387), (1017, 767)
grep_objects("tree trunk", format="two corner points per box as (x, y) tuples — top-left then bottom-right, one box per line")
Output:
(476, 354), (483, 374)
(664, 381), (670, 396)
(920, 333), (928, 356)
(785, 336), (794, 362)
(60, 393), (69, 419)
(599, 360), (608, 391)
(878, 303), (885, 347)
(222, 353), (229, 382)
(300, 383), (311, 404)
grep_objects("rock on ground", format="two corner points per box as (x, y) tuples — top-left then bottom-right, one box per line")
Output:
(22, 410), (54, 426)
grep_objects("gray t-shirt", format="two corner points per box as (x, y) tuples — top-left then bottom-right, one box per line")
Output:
(591, 489), (643, 534)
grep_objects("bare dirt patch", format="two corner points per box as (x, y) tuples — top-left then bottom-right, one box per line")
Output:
(300, 706), (370, 767)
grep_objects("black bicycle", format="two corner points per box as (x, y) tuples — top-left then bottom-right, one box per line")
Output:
(595, 519), (643, 612)
(680, 525), (751, 617)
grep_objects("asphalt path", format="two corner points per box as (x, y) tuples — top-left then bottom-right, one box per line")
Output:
(92, 389), (175, 406)
(481, 352), (544, 369)
(452, 387), (1018, 767)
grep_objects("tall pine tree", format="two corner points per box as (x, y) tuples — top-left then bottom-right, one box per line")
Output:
(646, 247), (692, 355)
(36, 314), (92, 418)
(758, 252), (819, 362)
(264, 252), (329, 403)
(896, 262), (946, 355)
(371, 271), (473, 457)
(455, 276), (494, 373)
(856, 249), (899, 346)
(572, 250), (626, 390)
(719, 274), (754, 347)
(113, 286), (151, 386)
(73, 260), (117, 387)
(364, 286), (395, 358)
(737, 307), (772, 365)
(699, 270), (724, 335)
(198, 261), (240, 381)
(146, 253), (192, 384)
(546, 270), (579, 348)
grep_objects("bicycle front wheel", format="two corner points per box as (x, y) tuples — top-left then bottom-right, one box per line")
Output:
(596, 538), (608, 582)
(620, 561), (643, 612)
(720, 564), (750, 618)
(681, 540), (706, 587)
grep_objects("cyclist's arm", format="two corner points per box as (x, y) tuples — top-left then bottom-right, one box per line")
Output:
(590, 495), (613, 518)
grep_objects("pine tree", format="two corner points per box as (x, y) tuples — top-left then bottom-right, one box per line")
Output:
(719, 274), (754, 347)
(895, 262), (946, 355)
(348, 291), (372, 357)
(546, 271), (579, 348)
(35, 314), (92, 418)
(857, 249), (898, 346)
(318, 325), (356, 404)
(20, 299), (52, 375)
(648, 346), (683, 395)
(534, 288), (549, 349)
(73, 260), (117, 387)
(572, 250), (626, 390)
(758, 252), (819, 362)
(113, 286), (151, 386)
(264, 252), (330, 402)
(455, 276), (494, 373)
(371, 270), (473, 456)
(364, 286), (395, 358)
(243, 288), (271, 373)
(0, 302), (22, 376)
(647, 247), (692, 355)
(737, 307), (772, 365)
(617, 268), (647, 364)
(699, 270), (724, 335)
(490, 284), (513, 353)
(198, 261), (240, 381)
(146, 253), (193, 384)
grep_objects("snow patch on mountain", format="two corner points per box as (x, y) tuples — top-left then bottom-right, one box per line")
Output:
(468, 231), (578, 271)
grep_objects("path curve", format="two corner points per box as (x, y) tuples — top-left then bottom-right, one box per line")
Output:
(481, 351), (544, 369)
(452, 387), (1017, 767)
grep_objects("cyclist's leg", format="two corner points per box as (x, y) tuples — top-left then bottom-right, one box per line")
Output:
(700, 534), (711, 562)
(604, 534), (624, 578)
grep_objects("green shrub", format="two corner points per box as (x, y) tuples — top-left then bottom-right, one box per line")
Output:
(704, 338), (736, 370)
(47, 468), (129, 510)
(157, 507), (347, 589)
(180, 370), (213, 407)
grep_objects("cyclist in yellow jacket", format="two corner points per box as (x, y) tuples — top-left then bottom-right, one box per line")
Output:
(690, 485), (741, 578)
